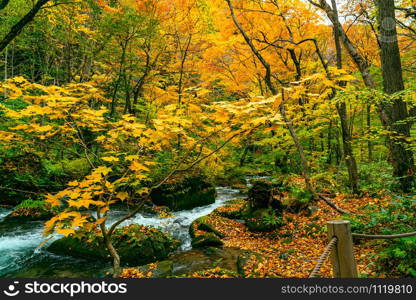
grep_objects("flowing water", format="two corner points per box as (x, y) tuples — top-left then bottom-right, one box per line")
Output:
(0, 187), (243, 278)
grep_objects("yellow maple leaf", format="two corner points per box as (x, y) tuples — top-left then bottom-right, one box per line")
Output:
(102, 156), (119, 162)
(116, 192), (129, 201)
(45, 193), (61, 207)
(94, 166), (112, 176)
(56, 228), (75, 237)
(129, 161), (150, 172)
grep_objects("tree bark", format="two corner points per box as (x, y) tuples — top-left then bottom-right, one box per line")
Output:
(331, 0), (360, 194)
(376, 0), (415, 191)
(309, 0), (414, 191)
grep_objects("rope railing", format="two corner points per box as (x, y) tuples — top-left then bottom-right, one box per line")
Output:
(352, 231), (416, 239)
(309, 237), (338, 278)
(308, 220), (416, 278)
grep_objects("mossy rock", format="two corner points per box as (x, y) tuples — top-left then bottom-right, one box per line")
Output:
(150, 176), (216, 211)
(189, 216), (225, 239)
(136, 260), (173, 278)
(6, 200), (56, 221)
(237, 251), (265, 277)
(6, 207), (53, 221)
(247, 179), (284, 212)
(191, 233), (224, 248)
(244, 208), (284, 232)
(284, 185), (314, 212)
(47, 225), (180, 266)
(214, 201), (245, 220)
(46, 158), (91, 178)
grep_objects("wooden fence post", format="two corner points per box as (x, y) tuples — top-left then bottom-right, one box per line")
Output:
(327, 220), (358, 278)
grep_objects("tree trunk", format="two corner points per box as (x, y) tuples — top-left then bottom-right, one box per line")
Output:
(226, 0), (315, 194)
(0, 0), (50, 53)
(100, 223), (121, 278)
(331, 0), (360, 194)
(367, 104), (373, 161)
(310, 0), (414, 192)
(376, 0), (415, 191)
(337, 102), (360, 193)
(110, 41), (128, 117)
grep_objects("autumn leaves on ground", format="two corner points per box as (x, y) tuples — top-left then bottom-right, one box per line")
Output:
(120, 178), (393, 279)
(0, 0), (415, 278)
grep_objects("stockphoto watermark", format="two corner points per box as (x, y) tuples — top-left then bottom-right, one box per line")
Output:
(2, 281), (127, 297)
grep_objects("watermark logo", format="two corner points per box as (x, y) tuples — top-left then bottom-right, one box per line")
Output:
(2, 281), (128, 297)
(3, 281), (20, 297)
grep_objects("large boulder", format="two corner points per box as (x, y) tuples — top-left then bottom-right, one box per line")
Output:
(150, 176), (216, 211)
(189, 216), (225, 239)
(243, 179), (285, 232)
(189, 216), (224, 249)
(170, 247), (245, 276)
(191, 233), (224, 248)
(47, 225), (180, 266)
(243, 208), (284, 232)
(247, 179), (284, 212)
(6, 200), (55, 221)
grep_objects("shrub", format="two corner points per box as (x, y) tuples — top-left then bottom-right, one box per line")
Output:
(343, 195), (416, 277)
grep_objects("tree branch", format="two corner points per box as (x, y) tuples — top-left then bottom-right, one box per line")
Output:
(0, 0), (50, 53)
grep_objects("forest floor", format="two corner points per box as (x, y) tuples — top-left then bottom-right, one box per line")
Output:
(120, 176), (394, 278)
(201, 184), (389, 278)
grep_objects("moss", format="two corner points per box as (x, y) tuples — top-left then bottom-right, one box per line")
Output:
(197, 222), (225, 238)
(150, 176), (216, 211)
(237, 251), (264, 277)
(47, 225), (180, 266)
(247, 179), (284, 212)
(137, 260), (173, 278)
(189, 216), (225, 239)
(46, 158), (91, 177)
(243, 208), (284, 232)
(6, 200), (55, 221)
(191, 233), (224, 248)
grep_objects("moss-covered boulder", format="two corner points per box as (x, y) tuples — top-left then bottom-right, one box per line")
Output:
(243, 208), (284, 232)
(189, 216), (225, 249)
(6, 200), (55, 221)
(284, 185), (314, 212)
(248, 179), (284, 212)
(191, 233), (224, 248)
(137, 260), (174, 278)
(237, 251), (265, 277)
(189, 216), (225, 239)
(47, 225), (180, 266)
(46, 158), (91, 178)
(214, 200), (245, 219)
(150, 176), (216, 211)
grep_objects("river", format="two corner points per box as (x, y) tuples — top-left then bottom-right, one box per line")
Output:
(0, 187), (243, 278)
